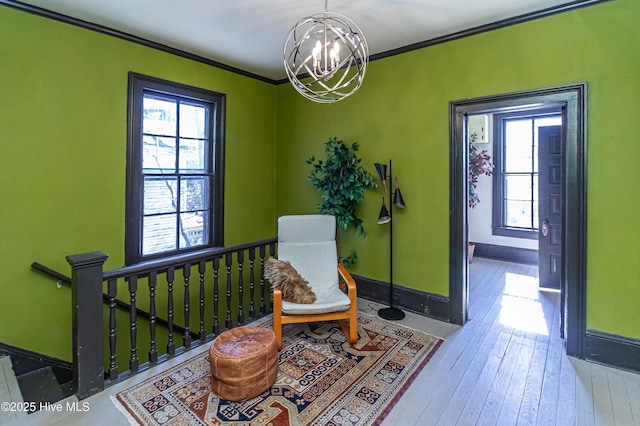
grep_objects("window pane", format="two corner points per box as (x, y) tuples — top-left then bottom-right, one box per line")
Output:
(144, 177), (177, 214)
(533, 136), (538, 173)
(143, 214), (177, 255)
(143, 96), (176, 136)
(505, 119), (533, 173)
(505, 174), (532, 201)
(505, 200), (532, 228)
(127, 74), (224, 265)
(180, 177), (208, 211)
(179, 138), (206, 172)
(179, 211), (208, 249)
(533, 116), (561, 172)
(179, 103), (207, 139)
(533, 175), (539, 229)
(535, 116), (562, 128)
(143, 135), (176, 172)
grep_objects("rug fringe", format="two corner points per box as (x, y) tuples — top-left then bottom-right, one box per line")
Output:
(110, 395), (141, 426)
(363, 311), (447, 341)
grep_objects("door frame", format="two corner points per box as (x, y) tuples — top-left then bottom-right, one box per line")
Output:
(448, 83), (587, 358)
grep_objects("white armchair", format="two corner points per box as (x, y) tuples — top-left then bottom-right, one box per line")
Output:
(272, 214), (358, 350)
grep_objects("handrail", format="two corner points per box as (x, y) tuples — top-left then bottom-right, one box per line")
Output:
(31, 262), (71, 284)
(32, 237), (277, 285)
(30, 261), (199, 340)
(103, 237), (277, 280)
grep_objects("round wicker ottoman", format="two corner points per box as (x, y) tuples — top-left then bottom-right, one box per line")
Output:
(209, 326), (278, 401)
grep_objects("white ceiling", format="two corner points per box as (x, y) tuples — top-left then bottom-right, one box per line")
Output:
(18, 0), (577, 81)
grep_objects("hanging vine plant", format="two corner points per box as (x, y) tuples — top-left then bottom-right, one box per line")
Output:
(469, 132), (494, 208)
(306, 137), (378, 265)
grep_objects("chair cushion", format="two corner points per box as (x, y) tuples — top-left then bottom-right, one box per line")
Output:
(278, 215), (336, 244)
(282, 286), (351, 315)
(277, 214), (348, 315)
(277, 241), (338, 296)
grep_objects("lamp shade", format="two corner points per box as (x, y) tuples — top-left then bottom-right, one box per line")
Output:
(377, 197), (391, 224)
(393, 189), (405, 208)
(393, 177), (406, 208)
(374, 162), (388, 193)
(374, 163), (387, 181)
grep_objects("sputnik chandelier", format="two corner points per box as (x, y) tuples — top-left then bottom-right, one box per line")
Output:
(283, 0), (369, 103)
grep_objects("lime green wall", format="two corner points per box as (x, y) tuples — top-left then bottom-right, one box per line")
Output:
(1, 0), (639, 362)
(276, 0), (640, 339)
(0, 7), (276, 360)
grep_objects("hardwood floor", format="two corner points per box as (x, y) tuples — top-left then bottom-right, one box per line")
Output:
(378, 258), (639, 426)
(11, 258), (640, 425)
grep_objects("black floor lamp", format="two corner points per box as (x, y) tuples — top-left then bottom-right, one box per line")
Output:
(374, 160), (406, 321)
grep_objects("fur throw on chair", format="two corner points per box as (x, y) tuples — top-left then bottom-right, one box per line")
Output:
(264, 258), (316, 304)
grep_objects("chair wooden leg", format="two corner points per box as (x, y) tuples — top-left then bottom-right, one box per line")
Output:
(274, 319), (282, 350)
(348, 322), (358, 344)
(340, 264), (359, 344)
(338, 317), (359, 345)
(273, 289), (283, 350)
(348, 307), (358, 344)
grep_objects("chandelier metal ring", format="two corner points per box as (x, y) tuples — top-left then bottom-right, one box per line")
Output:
(283, 10), (369, 103)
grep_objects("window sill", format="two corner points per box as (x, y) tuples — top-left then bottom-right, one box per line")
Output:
(492, 227), (538, 240)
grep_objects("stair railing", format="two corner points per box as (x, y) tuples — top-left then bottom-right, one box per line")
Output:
(63, 237), (276, 399)
(31, 262), (200, 340)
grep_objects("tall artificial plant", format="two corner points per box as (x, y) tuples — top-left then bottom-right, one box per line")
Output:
(307, 137), (378, 265)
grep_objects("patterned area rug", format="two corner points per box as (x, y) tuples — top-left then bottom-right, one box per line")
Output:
(113, 313), (443, 425)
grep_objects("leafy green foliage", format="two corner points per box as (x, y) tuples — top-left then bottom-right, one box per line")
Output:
(306, 137), (378, 239)
(341, 251), (358, 267)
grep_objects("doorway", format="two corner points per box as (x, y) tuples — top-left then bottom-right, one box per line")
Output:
(449, 84), (587, 358)
(473, 109), (563, 291)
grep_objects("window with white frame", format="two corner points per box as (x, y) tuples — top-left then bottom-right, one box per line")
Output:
(125, 73), (225, 264)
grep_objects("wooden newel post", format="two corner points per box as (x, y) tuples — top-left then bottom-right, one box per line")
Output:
(66, 251), (109, 399)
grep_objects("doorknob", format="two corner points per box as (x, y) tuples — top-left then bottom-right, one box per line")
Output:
(541, 220), (549, 237)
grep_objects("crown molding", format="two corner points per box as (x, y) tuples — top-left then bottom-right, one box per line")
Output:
(2, 0), (612, 86)
(0, 0), (278, 84)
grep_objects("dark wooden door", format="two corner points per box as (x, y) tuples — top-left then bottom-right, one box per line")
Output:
(538, 125), (563, 291)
